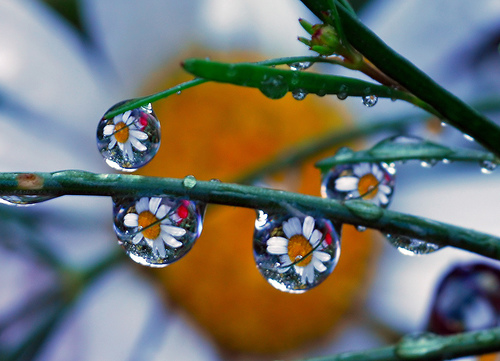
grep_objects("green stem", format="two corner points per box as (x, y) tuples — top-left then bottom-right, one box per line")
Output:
(300, 0), (500, 157)
(182, 59), (440, 117)
(1, 170), (500, 260)
(301, 327), (500, 361)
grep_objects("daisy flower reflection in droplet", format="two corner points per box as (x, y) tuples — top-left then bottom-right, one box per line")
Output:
(267, 216), (331, 285)
(335, 163), (393, 206)
(124, 197), (186, 257)
(103, 110), (148, 161)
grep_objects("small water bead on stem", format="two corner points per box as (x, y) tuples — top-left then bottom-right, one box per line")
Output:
(384, 233), (442, 256)
(480, 159), (498, 174)
(258, 75), (289, 100)
(0, 195), (59, 207)
(97, 102), (161, 172)
(253, 211), (341, 293)
(113, 196), (204, 267)
(321, 151), (396, 208)
(288, 61), (313, 71)
(291, 89), (307, 100)
(362, 94), (378, 107)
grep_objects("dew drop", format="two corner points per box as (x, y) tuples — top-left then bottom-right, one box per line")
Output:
(384, 233), (442, 256)
(395, 332), (443, 359)
(97, 101), (161, 172)
(288, 61), (312, 71)
(480, 159), (497, 174)
(112, 196), (204, 267)
(0, 195), (59, 207)
(463, 134), (475, 142)
(440, 121), (447, 128)
(253, 211), (341, 293)
(259, 75), (288, 99)
(183, 175), (197, 189)
(356, 225), (367, 232)
(420, 159), (438, 168)
(291, 89), (307, 100)
(336, 85), (348, 100)
(362, 94), (378, 107)
(321, 152), (396, 208)
(176, 90), (182, 95)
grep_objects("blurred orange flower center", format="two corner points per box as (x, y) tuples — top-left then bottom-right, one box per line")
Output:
(287, 234), (313, 266)
(114, 121), (129, 143)
(358, 173), (378, 200)
(138, 211), (160, 239)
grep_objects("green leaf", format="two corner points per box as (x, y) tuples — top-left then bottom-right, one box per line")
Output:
(316, 137), (499, 171)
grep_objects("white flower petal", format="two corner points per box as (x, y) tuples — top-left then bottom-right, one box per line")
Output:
(283, 217), (301, 238)
(302, 216), (315, 239)
(153, 238), (166, 258)
(310, 230), (323, 247)
(379, 184), (392, 195)
(149, 197), (162, 214)
(162, 233), (183, 248)
(378, 191), (389, 205)
(124, 213), (138, 227)
(156, 205), (168, 220)
(335, 176), (358, 191)
(122, 141), (134, 161)
(161, 225), (186, 237)
(108, 137), (117, 150)
(129, 129), (148, 140)
(354, 163), (370, 177)
(313, 258), (327, 273)
(267, 236), (288, 247)
(313, 250), (331, 262)
(304, 265), (315, 283)
(129, 136), (147, 151)
(103, 124), (115, 136)
(122, 110), (132, 123)
(136, 197), (149, 213)
(267, 245), (288, 255)
(132, 233), (143, 245)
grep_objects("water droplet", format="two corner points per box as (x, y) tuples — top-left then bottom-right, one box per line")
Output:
(183, 175), (197, 189)
(176, 90), (182, 95)
(97, 101), (161, 172)
(288, 61), (312, 71)
(480, 160), (497, 174)
(463, 134), (475, 142)
(385, 234), (442, 256)
(291, 89), (307, 100)
(112, 196), (204, 267)
(259, 75), (288, 99)
(362, 94), (378, 107)
(440, 121), (447, 128)
(396, 332), (443, 359)
(253, 211), (341, 293)
(420, 159), (438, 168)
(0, 195), (58, 207)
(321, 155), (395, 208)
(336, 85), (348, 100)
(356, 225), (367, 232)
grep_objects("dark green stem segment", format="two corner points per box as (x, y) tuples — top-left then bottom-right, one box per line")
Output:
(182, 59), (439, 116)
(300, 0), (500, 157)
(2, 170), (500, 260)
(302, 327), (500, 361)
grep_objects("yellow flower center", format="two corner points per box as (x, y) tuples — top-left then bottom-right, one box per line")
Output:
(138, 211), (161, 239)
(287, 234), (313, 267)
(358, 173), (378, 200)
(114, 121), (129, 143)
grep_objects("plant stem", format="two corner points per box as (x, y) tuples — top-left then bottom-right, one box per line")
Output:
(300, 0), (500, 158)
(1, 170), (500, 260)
(300, 327), (500, 361)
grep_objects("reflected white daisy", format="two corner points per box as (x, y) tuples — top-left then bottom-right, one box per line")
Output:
(103, 110), (148, 161)
(266, 216), (331, 285)
(334, 163), (393, 206)
(124, 197), (186, 258)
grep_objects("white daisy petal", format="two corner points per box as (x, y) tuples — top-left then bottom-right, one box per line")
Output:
(313, 258), (327, 272)
(302, 216), (315, 239)
(132, 233), (143, 245)
(162, 233), (183, 248)
(313, 250), (331, 262)
(124, 213), (138, 227)
(129, 136), (147, 152)
(123, 141), (134, 161)
(310, 230), (323, 247)
(282, 218), (296, 238)
(108, 137), (117, 150)
(136, 197), (149, 213)
(305, 265), (315, 283)
(156, 205), (168, 220)
(379, 184), (392, 195)
(154, 238), (166, 258)
(122, 110), (132, 123)
(267, 236), (288, 248)
(335, 176), (358, 191)
(113, 115), (122, 124)
(117, 141), (124, 152)
(161, 225), (186, 237)
(267, 245), (288, 255)
(129, 130), (148, 140)
(103, 124), (115, 136)
(378, 191), (389, 205)
(355, 163), (371, 176)
(287, 217), (302, 238)
(149, 197), (162, 214)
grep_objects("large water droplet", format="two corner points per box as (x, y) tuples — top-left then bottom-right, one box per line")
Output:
(291, 89), (307, 100)
(480, 160), (497, 174)
(321, 154), (396, 208)
(97, 102), (161, 172)
(113, 196), (204, 267)
(253, 211), (341, 293)
(0, 195), (58, 207)
(259, 75), (288, 99)
(362, 94), (378, 107)
(336, 85), (348, 100)
(288, 61), (312, 71)
(385, 233), (442, 256)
